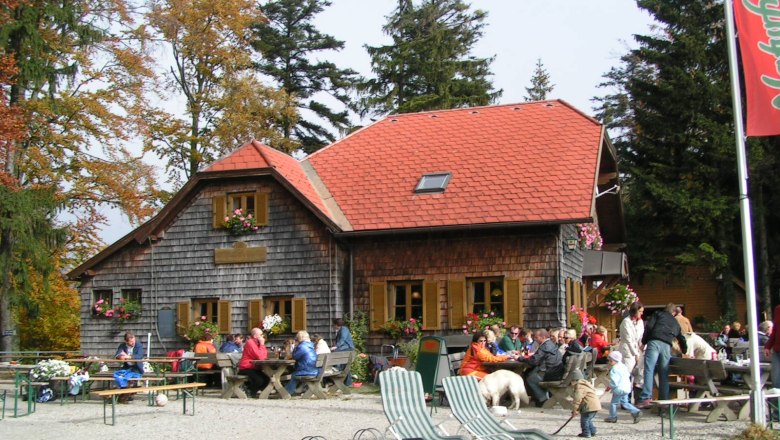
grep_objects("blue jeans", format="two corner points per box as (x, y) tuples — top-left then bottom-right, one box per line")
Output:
(580, 410), (597, 436)
(610, 390), (640, 419)
(526, 368), (549, 403)
(640, 339), (671, 401)
(284, 375), (316, 395)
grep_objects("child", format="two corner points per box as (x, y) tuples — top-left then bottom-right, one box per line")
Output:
(571, 370), (601, 438)
(604, 351), (642, 423)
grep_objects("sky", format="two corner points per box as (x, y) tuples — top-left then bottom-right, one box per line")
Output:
(97, 0), (657, 245)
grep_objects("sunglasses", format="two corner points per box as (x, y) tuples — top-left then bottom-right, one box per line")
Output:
(511, 332), (520, 335)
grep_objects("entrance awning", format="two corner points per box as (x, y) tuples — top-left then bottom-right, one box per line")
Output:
(583, 250), (629, 278)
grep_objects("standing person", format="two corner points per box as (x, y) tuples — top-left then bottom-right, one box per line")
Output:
(284, 331), (318, 396)
(764, 305), (780, 391)
(331, 317), (355, 386)
(238, 328), (270, 398)
(636, 303), (687, 408)
(604, 351), (642, 424)
(113, 332), (144, 403)
(618, 301), (645, 399)
(674, 306), (694, 333)
(570, 370), (601, 438)
(517, 329), (564, 407)
(499, 325), (524, 353)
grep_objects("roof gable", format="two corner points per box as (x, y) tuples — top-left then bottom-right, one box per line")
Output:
(305, 100), (604, 232)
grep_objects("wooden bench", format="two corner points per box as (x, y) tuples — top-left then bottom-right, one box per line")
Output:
(94, 382), (206, 425)
(668, 357), (746, 416)
(216, 353), (248, 399)
(538, 352), (583, 410)
(299, 351), (355, 399)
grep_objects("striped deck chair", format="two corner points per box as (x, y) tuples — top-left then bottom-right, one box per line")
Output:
(379, 369), (468, 440)
(442, 375), (552, 440)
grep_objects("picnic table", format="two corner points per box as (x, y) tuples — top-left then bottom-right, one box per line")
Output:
(253, 359), (294, 399)
(0, 363), (42, 418)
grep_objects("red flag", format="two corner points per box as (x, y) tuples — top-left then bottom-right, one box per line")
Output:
(734, 0), (780, 136)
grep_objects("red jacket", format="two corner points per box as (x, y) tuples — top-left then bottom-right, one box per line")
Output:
(238, 338), (268, 370)
(589, 333), (609, 358)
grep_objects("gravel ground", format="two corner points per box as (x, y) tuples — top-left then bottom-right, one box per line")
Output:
(0, 387), (762, 440)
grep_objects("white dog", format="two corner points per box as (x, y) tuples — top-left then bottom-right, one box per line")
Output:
(478, 370), (529, 410)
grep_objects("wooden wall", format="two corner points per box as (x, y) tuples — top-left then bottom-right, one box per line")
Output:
(78, 177), (347, 356)
(348, 227), (570, 352)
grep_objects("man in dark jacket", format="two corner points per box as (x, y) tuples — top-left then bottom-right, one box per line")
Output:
(519, 329), (564, 406)
(637, 303), (688, 408)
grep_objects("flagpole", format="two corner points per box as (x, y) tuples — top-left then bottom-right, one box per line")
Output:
(724, 0), (765, 425)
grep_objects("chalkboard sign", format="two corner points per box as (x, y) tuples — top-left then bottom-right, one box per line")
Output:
(157, 307), (176, 338)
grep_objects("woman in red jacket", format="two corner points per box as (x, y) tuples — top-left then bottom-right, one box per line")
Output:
(460, 332), (514, 379)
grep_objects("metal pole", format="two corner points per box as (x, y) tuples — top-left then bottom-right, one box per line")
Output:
(724, 0), (764, 425)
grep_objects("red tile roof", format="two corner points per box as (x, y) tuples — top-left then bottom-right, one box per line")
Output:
(204, 140), (331, 217)
(306, 100), (603, 232)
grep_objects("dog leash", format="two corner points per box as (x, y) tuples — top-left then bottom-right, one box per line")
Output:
(551, 414), (575, 435)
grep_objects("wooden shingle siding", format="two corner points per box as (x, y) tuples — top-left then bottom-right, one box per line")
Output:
(78, 179), (347, 356)
(351, 228), (561, 353)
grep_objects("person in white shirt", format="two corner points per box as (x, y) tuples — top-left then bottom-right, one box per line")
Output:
(617, 301), (645, 393)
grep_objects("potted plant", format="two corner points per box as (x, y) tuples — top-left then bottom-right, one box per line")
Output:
(185, 316), (220, 347)
(461, 311), (506, 335)
(602, 284), (639, 315)
(261, 314), (290, 335)
(222, 208), (260, 236)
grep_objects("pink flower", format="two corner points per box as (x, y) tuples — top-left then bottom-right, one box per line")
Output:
(239, 217), (245, 221)
(224, 216), (229, 222)
(194, 322), (200, 326)
(201, 316), (207, 320)
(489, 311), (495, 316)
(96, 299), (104, 304)
(466, 320), (472, 325)
(105, 310), (114, 317)
(463, 330), (468, 334)
(247, 214), (253, 219)
(483, 314), (488, 318)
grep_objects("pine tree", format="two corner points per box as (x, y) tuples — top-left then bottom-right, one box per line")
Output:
(357, 0), (501, 117)
(251, 0), (358, 154)
(524, 59), (554, 102)
(593, 0), (780, 317)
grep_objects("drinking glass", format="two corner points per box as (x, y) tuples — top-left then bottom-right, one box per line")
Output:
(735, 354), (743, 364)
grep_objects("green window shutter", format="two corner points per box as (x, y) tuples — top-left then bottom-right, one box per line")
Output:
(291, 298), (307, 332)
(177, 301), (191, 336)
(505, 279), (524, 328)
(369, 282), (387, 331)
(422, 281), (440, 330)
(448, 280), (466, 330)
(256, 193), (269, 225)
(217, 300), (231, 334)
(248, 299), (262, 332)
(212, 196), (226, 229)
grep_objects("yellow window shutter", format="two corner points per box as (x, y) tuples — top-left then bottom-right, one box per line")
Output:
(369, 282), (387, 331)
(448, 280), (466, 330)
(248, 299), (262, 332)
(422, 281), (440, 330)
(565, 278), (573, 311)
(256, 192), (269, 225)
(217, 300), (231, 333)
(291, 298), (307, 332)
(176, 301), (191, 336)
(212, 196), (226, 229)
(505, 279), (524, 328)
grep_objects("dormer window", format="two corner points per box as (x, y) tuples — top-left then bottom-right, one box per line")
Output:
(414, 172), (451, 194)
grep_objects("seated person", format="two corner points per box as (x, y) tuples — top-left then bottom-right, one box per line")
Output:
(238, 328), (270, 397)
(194, 331), (219, 387)
(562, 328), (584, 362)
(518, 329), (565, 407)
(728, 321), (744, 340)
(284, 330), (318, 395)
(312, 333), (331, 355)
(219, 334), (241, 353)
(282, 338), (296, 360)
(499, 325), (525, 353)
(715, 324), (731, 350)
(589, 326), (610, 363)
(460, 332), (514, 379)
(484, 329), (506, 355)
(113, 332), (144, 403)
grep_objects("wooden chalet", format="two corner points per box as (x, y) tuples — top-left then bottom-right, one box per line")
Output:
(69, 100), (626, 355)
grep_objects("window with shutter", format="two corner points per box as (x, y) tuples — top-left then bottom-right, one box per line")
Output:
(422, 281), (440, 330)
(469, 277), (505, 314)
(214, 192), (269, 229)
(504, 279), (524, 327)
(291, 298), (307, 332)
(177, 301), (191, 336)
(448, 280), (466, 329)
(263, 297), (293, 334)
(92, 289), (114, 317)
(218, 300), (231, 333)
(387, 281), (423, 321)
(369, 282), (387, 331)
(248, 299), (263, 332)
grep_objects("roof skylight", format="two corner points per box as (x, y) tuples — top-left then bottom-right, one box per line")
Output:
(415, 172), (451, 194)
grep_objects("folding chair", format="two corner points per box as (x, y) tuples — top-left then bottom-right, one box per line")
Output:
(442, 375), (552, 440)
(379, 369), (468, 440)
